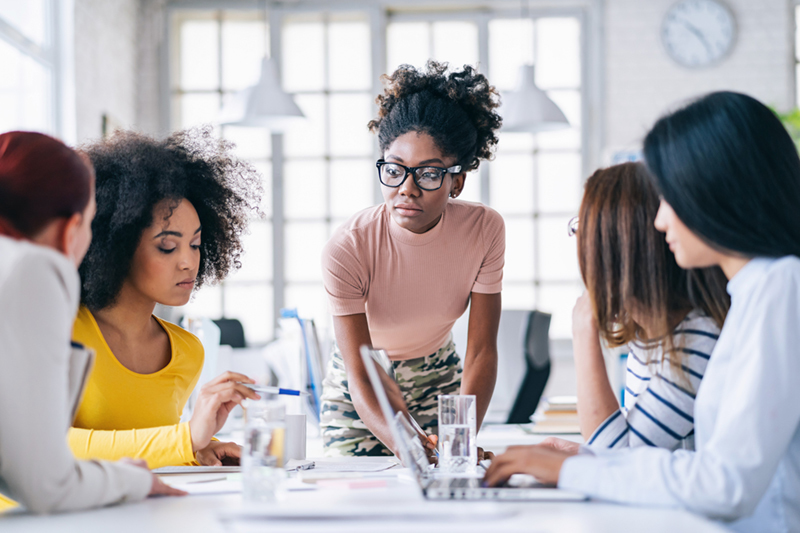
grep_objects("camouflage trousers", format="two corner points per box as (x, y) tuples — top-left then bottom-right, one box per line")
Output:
(320, 338), (462, 457)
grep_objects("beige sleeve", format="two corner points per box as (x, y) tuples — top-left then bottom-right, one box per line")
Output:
(0, 252), (151, 513)
(472, 207), (505, 294)
(321, 228), (369, 316)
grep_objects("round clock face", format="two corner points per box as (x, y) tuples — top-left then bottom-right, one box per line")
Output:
(662, 0), (736, 68)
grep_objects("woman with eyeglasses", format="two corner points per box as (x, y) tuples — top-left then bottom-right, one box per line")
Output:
(545, 162), (729, 456)
(320, 61), (504, 460)
(485, 92), (800, 532)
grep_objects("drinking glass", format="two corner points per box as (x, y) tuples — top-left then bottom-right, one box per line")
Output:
(438, 394), (477, 474)
(242, 398), (286, 502)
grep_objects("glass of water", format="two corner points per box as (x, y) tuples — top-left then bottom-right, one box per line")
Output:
(242, 398), (286, 502)
(438, 394), (477, 474)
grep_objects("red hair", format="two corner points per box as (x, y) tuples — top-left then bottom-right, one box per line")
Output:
(0, 131), (94, 238)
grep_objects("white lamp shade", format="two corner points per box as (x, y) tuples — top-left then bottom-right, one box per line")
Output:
(501, 65), (569, 133)
(218, 57), (305, 131)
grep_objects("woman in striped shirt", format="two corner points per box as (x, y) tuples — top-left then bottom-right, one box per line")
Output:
(558, 162), (730, 452)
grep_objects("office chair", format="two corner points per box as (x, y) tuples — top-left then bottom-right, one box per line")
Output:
(506, 310), (552, 424)
(212, 318), (246, 348)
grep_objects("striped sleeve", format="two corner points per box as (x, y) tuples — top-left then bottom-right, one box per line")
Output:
(588, 313), (719, 451)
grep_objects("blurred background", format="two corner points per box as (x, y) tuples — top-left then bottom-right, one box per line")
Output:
(2, 0), (797, 401)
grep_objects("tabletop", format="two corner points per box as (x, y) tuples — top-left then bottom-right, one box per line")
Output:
(0, 426), (729, 533)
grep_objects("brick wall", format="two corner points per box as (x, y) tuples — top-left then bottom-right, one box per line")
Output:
(603, 0), (795, 161)
(74, 0), (139, 143)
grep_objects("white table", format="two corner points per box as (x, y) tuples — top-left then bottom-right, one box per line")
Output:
(0, 426), (729, 533)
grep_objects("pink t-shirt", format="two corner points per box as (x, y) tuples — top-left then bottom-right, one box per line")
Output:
(321, 200), (505, 361)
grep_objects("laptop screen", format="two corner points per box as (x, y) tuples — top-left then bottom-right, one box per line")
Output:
(358, 345), (432, 484)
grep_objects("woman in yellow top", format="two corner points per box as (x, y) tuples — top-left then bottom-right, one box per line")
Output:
(69, 128), (263, 468)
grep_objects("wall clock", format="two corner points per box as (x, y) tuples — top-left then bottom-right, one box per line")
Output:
(662, 0), (736, 68)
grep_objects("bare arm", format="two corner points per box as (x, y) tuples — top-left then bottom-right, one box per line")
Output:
(333, 314), (406, 455)
(572, 292), (619, 440)
(460, 292), (501, 431)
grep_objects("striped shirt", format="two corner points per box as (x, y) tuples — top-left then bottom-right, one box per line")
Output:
(587, 310), (720, 451)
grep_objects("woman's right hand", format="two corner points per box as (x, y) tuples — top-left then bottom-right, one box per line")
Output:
(572, 291), (597, 336)
(189, 371), (260, 452)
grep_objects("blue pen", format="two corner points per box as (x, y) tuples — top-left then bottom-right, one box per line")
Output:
(241, 383), (311, 396)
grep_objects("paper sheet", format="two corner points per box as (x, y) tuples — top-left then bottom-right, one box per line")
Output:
(168, 479), (242, 495)
(153, 465), (241, 474)
(309, 459), (399, 473)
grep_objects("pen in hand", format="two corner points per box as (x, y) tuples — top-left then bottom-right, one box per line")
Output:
(239, 383), (311, 397)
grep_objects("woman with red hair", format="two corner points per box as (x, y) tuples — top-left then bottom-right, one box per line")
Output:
(0, 131), (183, 514)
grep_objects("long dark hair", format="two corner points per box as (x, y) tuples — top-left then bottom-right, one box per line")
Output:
(644, 91), (800, 258)
(578, 163), (729, 374)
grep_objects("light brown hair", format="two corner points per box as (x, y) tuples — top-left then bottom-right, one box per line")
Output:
(577, 162), (729, 373)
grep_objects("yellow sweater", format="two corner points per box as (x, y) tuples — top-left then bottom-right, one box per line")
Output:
(68, 306), (204, 469)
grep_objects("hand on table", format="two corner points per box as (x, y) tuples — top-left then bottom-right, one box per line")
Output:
(538, 436), (582, 455)
(189, 371), (260, 452)
(482, 444), (578, 487)
(195, 440), (241, 466)
(119, 458), (187, 497)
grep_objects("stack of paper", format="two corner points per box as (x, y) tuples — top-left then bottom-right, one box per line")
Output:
(529, 396), (581, 434)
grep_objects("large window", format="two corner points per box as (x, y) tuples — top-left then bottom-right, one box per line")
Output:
(171, 4), (587, 344)
(281, 12), (376, 337)
(0, 0), (58, 134)
(386, 14), (583, 338)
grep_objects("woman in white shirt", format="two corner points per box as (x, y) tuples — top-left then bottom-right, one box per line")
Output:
(0, 131), (183, 513)
(484, 91), (800, 533)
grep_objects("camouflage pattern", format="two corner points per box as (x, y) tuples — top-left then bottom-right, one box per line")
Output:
(320, 338), (462, 457)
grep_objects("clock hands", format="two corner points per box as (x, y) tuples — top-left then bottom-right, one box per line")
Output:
(678, 18), (714, 58)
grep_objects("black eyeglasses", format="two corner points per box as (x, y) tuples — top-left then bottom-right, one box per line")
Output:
(376, 160), (462, 192)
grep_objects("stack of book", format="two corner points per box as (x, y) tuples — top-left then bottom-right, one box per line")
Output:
(528, 396), (581, 434)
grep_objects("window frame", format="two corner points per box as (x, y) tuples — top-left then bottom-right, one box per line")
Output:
(164, 0), (603, 344)
(0, 0), (72, 141)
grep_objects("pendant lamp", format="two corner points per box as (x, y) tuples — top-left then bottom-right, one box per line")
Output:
(501, 64), (569, 133)
(218, 57), (305, 131)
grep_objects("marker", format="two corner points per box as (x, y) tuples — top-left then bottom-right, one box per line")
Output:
(241, 383), (310, 396)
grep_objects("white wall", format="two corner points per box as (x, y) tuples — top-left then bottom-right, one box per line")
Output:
(603, 0), (796, 160)
(74, 0), (140, 143)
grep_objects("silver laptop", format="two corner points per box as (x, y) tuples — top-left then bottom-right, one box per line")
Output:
(359, 345), (586, 502)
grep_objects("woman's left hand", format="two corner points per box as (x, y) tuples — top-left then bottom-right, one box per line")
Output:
(195, 440), (241, 466)
(482, 444), (576, 487)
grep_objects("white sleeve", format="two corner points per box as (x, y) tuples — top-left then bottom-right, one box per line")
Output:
(559, 267), (800, 521)
(0, 253), (151, 513)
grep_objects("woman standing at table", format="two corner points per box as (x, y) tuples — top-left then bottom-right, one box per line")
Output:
(68, 128), (262, 469)
(320, 61), (504, 458)
(485, 92), (800, 533)
(0, 131), (182, 514)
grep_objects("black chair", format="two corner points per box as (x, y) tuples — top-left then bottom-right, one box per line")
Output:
(506, 310), (552, 424)
(212, 318), (246, 348)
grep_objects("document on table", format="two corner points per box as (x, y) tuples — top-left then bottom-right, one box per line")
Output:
(310, 458), (399, 473)
(168, 479), (242, 495)
(153, 466), (241, 474)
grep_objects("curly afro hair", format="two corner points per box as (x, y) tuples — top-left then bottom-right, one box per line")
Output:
(368, 60), (502, 171)
(79, 126), (262, 310)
